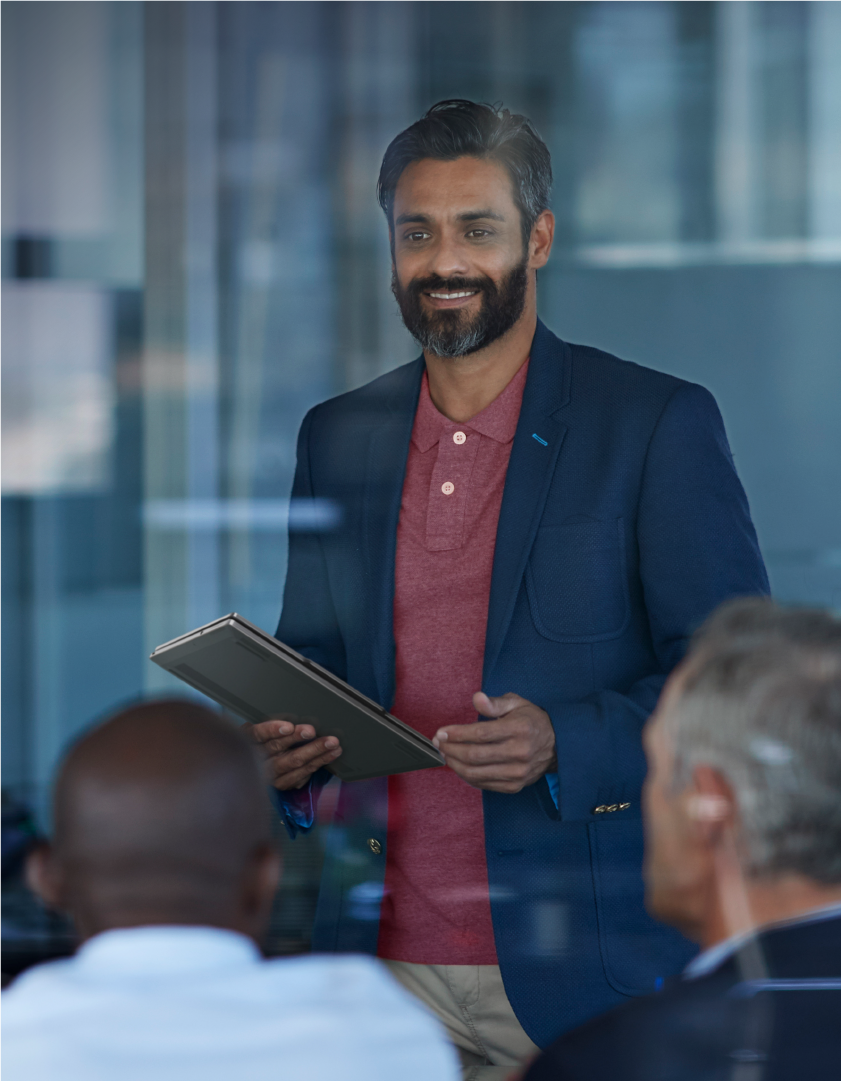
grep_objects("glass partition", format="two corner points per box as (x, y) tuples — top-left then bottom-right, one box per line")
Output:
(3, 0), (840, 976)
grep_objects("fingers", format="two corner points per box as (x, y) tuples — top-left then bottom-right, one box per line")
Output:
(250, 720), (318, 758)
(252, 719), (316, 744)
(266, 735), (343, 791)
(273, 740), (344, 790)
(433, 699), (557, 794)
(443, 758), (534, 794)
(250, 719), (343, 791)
(473, 691), (525, 718)
(439, 745), (546, 793)
(434, 715), (527, 748)
(438, 736), (533, 769)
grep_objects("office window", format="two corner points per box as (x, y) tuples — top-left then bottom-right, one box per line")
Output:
(3, 1), (840, 969)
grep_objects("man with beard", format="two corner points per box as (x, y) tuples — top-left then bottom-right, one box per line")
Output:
(252, 100), (770, 1073)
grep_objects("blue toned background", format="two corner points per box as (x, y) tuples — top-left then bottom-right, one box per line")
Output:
(3, 1), (840, 960)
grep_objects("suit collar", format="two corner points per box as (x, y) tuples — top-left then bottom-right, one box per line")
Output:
(683, 903), (841, 982)
(362, 357), (424, 707)
(483, 320), (571, 676)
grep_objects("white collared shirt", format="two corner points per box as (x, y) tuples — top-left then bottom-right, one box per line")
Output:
(683, 899), (841, 980)
(1, 925), (459, 1081)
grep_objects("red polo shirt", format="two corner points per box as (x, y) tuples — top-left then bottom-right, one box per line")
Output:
(377, 359), (529, 965)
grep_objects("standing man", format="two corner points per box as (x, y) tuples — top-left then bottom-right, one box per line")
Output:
(253, 100), (770, 1067)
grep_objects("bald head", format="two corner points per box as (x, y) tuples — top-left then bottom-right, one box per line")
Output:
(32, 700), (280, 941)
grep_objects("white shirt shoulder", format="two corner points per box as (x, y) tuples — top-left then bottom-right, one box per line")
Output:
(2, 929), (459, 1081)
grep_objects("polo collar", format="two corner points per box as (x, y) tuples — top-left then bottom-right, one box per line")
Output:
(411, 357), (530, 453)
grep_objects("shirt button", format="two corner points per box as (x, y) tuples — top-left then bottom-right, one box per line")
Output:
(453, 431), (466, 444)
(367, 838), (382, 855)
(441, 481), (455, 495)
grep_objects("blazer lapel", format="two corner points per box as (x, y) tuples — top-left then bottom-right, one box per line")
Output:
(362, 358), (425, 708)
(484, 321), (572, 678)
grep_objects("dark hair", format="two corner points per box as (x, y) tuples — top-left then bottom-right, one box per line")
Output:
(377, 99), (553, 247)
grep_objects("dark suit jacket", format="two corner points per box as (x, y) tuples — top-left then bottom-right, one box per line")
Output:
(275, 320), (770, 1046)
(524, 912), (841, 1080)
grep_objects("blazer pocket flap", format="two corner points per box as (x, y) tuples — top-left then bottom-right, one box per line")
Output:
(526, 518), (629, 642)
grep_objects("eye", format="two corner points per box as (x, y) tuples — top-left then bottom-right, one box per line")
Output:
(404, 231), (430, 242)
(466, 228), (492, 238)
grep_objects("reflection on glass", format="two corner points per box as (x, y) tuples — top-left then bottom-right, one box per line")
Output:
(2, 0), (840, 994)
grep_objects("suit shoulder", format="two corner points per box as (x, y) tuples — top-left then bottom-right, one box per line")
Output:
(307, 358), (423, 429)
(566, 340), (712, 411)
(530, 972), (735, 1079)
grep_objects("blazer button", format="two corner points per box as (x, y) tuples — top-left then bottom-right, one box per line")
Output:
(367, 838), (382, 855)
(593, 802), (632, 815)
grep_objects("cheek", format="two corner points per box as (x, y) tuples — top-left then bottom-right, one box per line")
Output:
(644, 791), (686, 869)
(642, 775), (664, 825)
(393, 249), (423, 280)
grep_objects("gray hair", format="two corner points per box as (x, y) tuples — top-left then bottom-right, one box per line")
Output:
(669, 597), (841, 882)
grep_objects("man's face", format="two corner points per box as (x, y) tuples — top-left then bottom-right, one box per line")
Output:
(390, 156), (530, 358)
(642, 668), (717, 940)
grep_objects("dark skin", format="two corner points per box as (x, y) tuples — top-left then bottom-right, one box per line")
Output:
(252, 156), (557, 794)
(27, 700), (281, 944)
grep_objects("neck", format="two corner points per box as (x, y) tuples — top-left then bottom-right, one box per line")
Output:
(68, 893), (259, 945)
(700, 865), (841, 952)
(423, 290), (537, 423)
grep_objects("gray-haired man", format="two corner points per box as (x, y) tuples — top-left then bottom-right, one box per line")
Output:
(525, 598), (841, 1081)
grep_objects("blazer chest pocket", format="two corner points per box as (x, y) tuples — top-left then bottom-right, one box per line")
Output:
(525, 517), (629, 642)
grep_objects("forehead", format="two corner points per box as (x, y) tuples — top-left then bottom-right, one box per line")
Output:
(393, 156), (518, 219)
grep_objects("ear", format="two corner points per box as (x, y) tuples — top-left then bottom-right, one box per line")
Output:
(257, 844), (282, 904)
(686, 765), (736, 840)
(25, 841), (63, 909)
(242, 843), (282, 920)
(528, 209), (555, 269)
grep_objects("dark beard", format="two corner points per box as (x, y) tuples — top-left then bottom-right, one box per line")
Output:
(392, 259), (529, 359)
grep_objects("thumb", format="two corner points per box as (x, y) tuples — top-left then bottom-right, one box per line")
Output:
(473, 691), (523, 718)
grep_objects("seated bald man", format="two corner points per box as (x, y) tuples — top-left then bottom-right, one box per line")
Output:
(1, 700), (458, 1081)
(523, 598), (841, 1081)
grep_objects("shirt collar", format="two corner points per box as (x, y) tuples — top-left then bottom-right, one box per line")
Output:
(683, 899), (841, 981)
(74, 925), (261, 976)
(412, 358), (529, 453)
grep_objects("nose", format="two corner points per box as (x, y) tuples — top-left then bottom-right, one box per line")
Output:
(425, 229), (471, 281)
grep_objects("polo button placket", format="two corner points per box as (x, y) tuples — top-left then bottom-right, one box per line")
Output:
(425, 421), (482, 551)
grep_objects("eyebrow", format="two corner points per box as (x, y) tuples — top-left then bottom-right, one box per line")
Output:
(458, 209), (506, 223)
(394, 208), (507, 226)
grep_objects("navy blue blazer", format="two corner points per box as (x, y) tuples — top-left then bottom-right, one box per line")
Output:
(524, 912), (841, 1080)
(275, 320), (770, 1047)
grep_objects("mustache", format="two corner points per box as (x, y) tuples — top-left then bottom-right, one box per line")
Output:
(401, 274), (496, 298)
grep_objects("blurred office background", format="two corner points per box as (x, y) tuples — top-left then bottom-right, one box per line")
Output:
(3, 0), (841, 965)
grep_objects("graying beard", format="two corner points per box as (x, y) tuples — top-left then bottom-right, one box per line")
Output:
(410, 322), (487, 359)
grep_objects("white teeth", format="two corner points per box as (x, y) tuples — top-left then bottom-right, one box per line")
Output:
(428, 291), (476, 299)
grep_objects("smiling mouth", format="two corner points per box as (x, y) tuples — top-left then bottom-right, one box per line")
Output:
(426, 290), (478, 300)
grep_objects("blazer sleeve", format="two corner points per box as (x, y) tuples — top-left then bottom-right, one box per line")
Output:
(272, 406), (346, 837)
(548, 382), (770, 820)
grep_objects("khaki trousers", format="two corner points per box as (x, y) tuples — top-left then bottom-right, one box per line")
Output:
(383, 960), (540, 1081)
